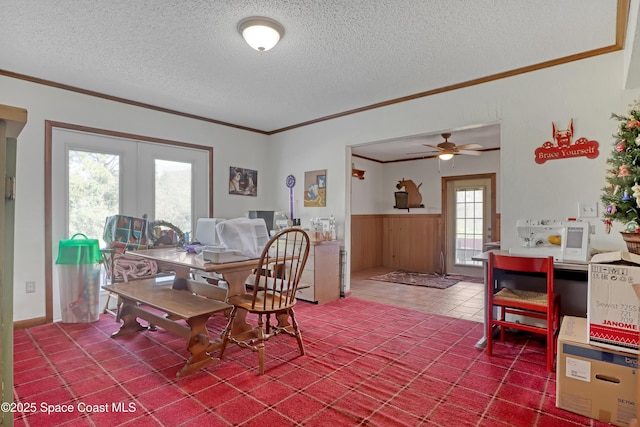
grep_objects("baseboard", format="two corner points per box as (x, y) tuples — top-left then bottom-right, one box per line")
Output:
(14, 316), (47, 330)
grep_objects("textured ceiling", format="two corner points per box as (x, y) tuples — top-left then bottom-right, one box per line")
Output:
(0, 0), (634, 160)
(1, 1), (624, 129)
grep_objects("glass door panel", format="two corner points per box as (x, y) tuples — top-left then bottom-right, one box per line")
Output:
(154, 159), (192, 233)
(68, 150), (120, 248)
(455, 187), (484, 267)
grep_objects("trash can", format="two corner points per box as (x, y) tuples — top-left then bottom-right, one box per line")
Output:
(56, 233), (102, 323)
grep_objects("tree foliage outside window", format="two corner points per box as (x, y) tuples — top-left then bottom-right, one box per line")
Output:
(68, 152), (194, 247)
(155, 159), (192, 234)
(68, 150), (119, 246)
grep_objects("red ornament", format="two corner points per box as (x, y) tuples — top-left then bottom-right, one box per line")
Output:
(616, 141), (626, 152)
(619, 164), (632, 176)
(627, 119), (640, 129)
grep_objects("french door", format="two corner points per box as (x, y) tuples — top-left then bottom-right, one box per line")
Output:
(443, 175), (495, 276)
(50, 127), (210, 320)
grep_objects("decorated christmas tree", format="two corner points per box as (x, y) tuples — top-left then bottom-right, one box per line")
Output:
(601, 100), (640, 237)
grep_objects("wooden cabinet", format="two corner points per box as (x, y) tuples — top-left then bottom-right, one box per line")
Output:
(295, 240), (342, 304)
(0, 104), (27, 427)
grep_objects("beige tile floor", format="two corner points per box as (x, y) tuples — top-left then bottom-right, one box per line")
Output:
(349, 267), (485, 323)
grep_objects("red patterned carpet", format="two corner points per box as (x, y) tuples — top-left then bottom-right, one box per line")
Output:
(11, 298), (606, 426)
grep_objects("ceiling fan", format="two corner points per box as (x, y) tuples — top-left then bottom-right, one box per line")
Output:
(410, 133), (483, 160)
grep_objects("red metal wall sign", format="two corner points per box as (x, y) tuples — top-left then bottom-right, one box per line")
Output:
(534, 119), (599, 164)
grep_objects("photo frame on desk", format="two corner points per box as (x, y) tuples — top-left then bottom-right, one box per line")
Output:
(304, 169), (326, 207)
(229, 166), (257, 197)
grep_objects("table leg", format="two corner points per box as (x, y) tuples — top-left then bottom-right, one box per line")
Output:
(177, 314), (219, 377)
(222, 270), (254, 333)
(110, 301), (148, 337)
(170, 265), (192, 290)
(475, 260), (490, 349)
(207, 269), (259, 353)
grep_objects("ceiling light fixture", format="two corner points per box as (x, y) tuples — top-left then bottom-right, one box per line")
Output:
(438, 152), (454, 161)
(238, 17), (284, 52)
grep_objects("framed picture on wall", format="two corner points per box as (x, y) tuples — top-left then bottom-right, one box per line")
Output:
(229, 166), (257, 196)
(304, 169), (326, 207)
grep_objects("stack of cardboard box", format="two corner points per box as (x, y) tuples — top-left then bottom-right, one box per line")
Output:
(557, 251), (640, 427)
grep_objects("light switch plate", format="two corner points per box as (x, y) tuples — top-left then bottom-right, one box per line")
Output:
(578, 201), (598, 218)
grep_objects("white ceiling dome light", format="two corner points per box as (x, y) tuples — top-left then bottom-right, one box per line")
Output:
(238, 17), (285, 52)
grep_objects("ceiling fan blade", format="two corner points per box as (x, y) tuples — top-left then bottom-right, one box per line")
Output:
(457, 149), (482, 156)
(422, 144), (444, 151)
(406, 151), (437, 155)
(455, 143), (483, 150)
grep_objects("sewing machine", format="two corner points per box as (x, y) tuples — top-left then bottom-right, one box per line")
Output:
(509, 219), (591, 263)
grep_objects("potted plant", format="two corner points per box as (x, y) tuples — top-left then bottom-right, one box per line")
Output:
(601, 100), (640, 253)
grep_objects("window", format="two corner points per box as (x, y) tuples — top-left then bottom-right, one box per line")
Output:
(68, 150), (119, 248)
(50, 124), (212, 322)
(154, 159), (192, 234)
(454, 187), (484, 266)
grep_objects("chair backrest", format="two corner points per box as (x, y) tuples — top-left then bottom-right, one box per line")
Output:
(488, 253), (554, 294)
(249, 228), (310, 311)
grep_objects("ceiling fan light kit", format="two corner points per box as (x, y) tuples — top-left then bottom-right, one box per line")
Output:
(421, 132), (483, 160)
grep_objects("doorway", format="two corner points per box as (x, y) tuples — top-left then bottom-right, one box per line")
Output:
(442, 174), (496, 276)
(45, 121), (213, 323)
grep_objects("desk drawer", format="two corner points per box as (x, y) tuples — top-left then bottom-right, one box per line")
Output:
(296, 283), (315, 302)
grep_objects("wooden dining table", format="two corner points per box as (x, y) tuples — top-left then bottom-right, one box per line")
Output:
(126, 248), (284, 352)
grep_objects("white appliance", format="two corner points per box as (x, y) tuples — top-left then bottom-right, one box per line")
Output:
(194, 218), (226, 245)
(509, 219), (591, 263)
(201, 245), (249, 264)
(215, 217), (270, 259)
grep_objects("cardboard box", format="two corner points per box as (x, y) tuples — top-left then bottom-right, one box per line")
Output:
(632, 283), (640, 426)
(556, 316), (637, 427)
(588, 251), (640, 353)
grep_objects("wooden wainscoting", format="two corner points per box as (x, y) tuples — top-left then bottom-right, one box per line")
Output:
(351, 213), (500, 274)
(351, 214), (442, 273)
(382, 214), (442, 273)
(351, 214), (384, 272)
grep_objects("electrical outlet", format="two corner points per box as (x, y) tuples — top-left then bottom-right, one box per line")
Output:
(578, 201), (598, 218)
(25, 281), (35, 293)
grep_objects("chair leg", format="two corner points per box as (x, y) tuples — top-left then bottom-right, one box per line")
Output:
(256, 314), (265, 375)
(547, 315), (553, 372)
(219, 306), (237, 360)
(289, 308), (305, 356)
(499, 307), (506, 342)
(265, 313), (272, 335)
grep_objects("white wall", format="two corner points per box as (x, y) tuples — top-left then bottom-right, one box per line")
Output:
(4, 49), (640, 322)
(351, 151), (501, 215)
(0, 75), (272, 321)
(269, 51), (640, 261)
(350, 157), (386, 214)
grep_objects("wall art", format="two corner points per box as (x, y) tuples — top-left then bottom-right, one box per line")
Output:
(228, 166), (257, 196)
(304, 169), (326, 207)
(534, 119), (599, 164)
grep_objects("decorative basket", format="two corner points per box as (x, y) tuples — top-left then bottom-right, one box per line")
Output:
(394, 191), (408, 209)
(620, 232), (640, 254)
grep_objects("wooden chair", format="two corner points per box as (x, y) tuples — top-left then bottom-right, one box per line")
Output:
(487, 253), (560, 372)
(219, 228), (310, 375)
